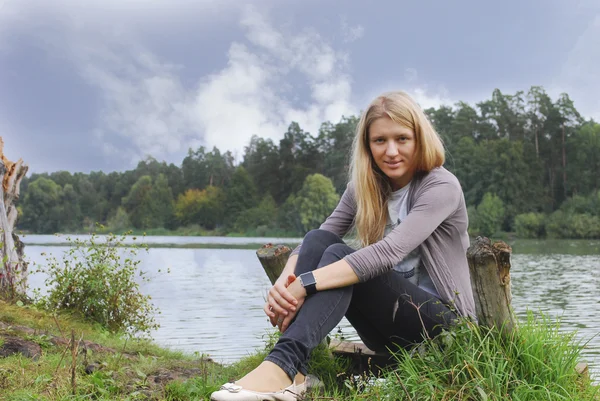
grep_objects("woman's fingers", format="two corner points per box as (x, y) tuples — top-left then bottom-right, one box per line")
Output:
(264, 302), (277, 323)
(269, 284), (297, 312)
(280, 298), (304, 333)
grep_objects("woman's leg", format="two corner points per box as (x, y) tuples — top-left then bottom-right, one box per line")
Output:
(345, 271), (457, 353)
(264, 237), (356, 381)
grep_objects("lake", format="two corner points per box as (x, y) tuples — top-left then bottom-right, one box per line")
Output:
(22, 235), (600, 381)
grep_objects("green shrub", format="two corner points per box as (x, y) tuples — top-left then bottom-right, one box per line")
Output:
(35, 232), (158, 336)
(546, 211), (600, 239)
(475, 193), (505, 237)
(514, 212), (546, 238)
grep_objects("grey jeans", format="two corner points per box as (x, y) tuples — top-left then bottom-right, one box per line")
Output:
(264, 229), (457, 380)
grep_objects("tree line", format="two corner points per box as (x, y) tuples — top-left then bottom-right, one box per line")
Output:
(16, 86), (600, 239)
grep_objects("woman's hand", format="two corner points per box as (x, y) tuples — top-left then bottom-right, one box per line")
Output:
(278, 278), (307, 333)
(264, 274), (298, 327)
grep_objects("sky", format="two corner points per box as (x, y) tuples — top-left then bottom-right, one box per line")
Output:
(0, 0), (599, 174)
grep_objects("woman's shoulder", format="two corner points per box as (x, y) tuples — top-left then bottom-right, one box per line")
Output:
(418, 166), (461, 188)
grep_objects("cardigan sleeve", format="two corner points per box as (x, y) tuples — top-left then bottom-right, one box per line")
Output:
(343, 177), (461, 281)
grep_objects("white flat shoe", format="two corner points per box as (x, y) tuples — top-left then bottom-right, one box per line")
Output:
(210, 380), (307, 401)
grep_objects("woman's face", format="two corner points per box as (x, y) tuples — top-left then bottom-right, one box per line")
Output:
(368, 117), (417, 190)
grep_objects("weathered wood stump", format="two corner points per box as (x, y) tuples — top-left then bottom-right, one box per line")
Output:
(0, 137), (29, 300)
(256, 236), (517, 374)
(467, 236), (516, 332)
(256, 244), (292, 285)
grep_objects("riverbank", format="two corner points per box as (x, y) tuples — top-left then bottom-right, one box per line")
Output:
(0, 299), (277, 400)
(1, 299), (598, 400)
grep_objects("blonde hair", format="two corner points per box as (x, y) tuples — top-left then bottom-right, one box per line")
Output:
(349, 91), (445, 247)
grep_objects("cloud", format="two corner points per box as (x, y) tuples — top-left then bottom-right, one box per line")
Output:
(341, 18), (365, 43)
(189, 5), (359, 158)
(556, 14), (600, 121)
(1, 1), (363, 164)
(1, 0), (464, 170)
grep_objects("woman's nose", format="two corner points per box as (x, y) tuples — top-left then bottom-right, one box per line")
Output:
(386, 142), (398, 156)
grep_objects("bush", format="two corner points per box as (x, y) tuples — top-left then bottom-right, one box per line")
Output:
(35, 232), (158, 335)
(475, 193), (505, 237)
(546, 211), (600, 239)
(514, 212), (546, 238)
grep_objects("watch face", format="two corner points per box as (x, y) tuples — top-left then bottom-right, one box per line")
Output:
(301, 272), (316, 286)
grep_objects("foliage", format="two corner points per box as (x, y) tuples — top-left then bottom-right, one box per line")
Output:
(122, 174), (175, 230)
(15, 86), (600, 239)
(546, 210), (600, 239)
(19, 177), (64, 233)
(473, 193), (505, 237)
(223, 166), (259, 228)
(514, 212), (546, 238)
(34, 233), (158, 335)
(174, 186), (225, 230)
(292, 174), (340, 234)
(233, 195), (277, 234)
(106, 206), (131, 232)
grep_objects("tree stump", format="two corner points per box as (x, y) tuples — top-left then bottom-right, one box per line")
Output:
(256, 243), (293, 285)
(467, 236), (516, 332)
(0, 137), (29, 300)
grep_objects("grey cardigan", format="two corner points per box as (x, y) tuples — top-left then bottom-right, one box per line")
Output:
(292, 167), (476, 319)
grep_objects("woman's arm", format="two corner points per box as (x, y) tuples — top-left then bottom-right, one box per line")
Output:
(287, 258), (359, 298)
(278, 258), (358, 332)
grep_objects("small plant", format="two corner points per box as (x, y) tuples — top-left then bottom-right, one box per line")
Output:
(34, 232), (158, 336)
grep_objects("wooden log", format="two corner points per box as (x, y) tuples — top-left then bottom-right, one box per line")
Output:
(256, 244), (292, 285)
(0, 137), (29, 300)
(467, 236), (516, 332)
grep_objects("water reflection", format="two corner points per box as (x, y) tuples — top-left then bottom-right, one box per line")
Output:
(25, 244), (600, 381)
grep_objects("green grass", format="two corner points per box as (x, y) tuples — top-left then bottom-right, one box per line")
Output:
(1, 300), (597, 400)
(354, 313), (599, 401)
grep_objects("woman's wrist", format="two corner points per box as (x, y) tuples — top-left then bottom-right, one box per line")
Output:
(288, 279), (307, 299)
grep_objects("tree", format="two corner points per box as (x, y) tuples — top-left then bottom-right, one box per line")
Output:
(152, 174), (176, 229)
(475, 193), (505, 236)
(174, 186), (225, 230)
(234, 195), (278, 234)
(182, 146), (234, 191)
(121, 175), (174, 230)
(318, 117), (358, 194)
(20, 177), (63, 233)
(242, 136), (281, 201)
(293, 174), (340, 233)
(122, 176), (155, 229)
(555, 93), (583, 198)
(224, 166), (259, 227)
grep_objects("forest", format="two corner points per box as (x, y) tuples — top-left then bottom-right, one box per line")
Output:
(16, 86), (600, 239)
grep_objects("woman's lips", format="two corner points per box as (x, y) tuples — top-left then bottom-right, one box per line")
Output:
(385, 161), (402, 168)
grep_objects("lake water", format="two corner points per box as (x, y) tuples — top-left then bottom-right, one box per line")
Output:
(22, 235), (600, 381)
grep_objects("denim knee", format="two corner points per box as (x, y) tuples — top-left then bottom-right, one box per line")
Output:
(318, 243), (354, 267)
(303, 229), (341, 245)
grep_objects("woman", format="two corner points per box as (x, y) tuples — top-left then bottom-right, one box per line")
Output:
(211, 91), (476, 401)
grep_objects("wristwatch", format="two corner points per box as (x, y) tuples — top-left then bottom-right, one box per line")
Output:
(298, 272), (317, 295)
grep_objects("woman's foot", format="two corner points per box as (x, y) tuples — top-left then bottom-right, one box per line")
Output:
(235, 361), (304, 392)
(210, 361), (308, 401)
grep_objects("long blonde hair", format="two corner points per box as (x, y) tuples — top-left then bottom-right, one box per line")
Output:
(349, 91), (445, 247)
